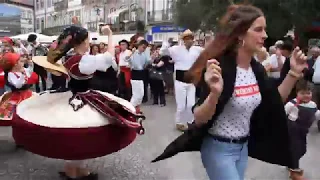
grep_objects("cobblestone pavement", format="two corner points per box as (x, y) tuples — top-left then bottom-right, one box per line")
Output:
(0, 96), (319, 180)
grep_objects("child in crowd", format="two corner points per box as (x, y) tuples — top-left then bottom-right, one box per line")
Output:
(285, 79), (320, 180)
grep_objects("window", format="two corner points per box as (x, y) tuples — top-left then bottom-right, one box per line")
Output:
(41, 18), (45, 30)
(28, 11), (32, 19)
(36, 18), (40, 29)
(36, 0), (40, 10)
(47, 0), (52, 7)
(75, 10), (81, 22)
(109, 7), (116, 13)
(131, 11), (136, 21)
(47, 16), (51, 27)
(40, 0), (44, 9)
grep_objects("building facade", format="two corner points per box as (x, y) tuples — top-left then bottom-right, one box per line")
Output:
(0, 1), (34, 37)
(104, 0), (147, 34)
(146, 0), (184, 42)
(35, 0), (104, 35)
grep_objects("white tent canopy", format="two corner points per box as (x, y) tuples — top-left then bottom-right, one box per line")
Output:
(10, 33), (56, 43)
(29, 33), (135, 46)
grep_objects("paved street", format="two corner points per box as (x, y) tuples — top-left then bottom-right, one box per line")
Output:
(0, 95), (319, 180)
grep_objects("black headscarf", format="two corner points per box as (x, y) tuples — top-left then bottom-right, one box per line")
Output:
(48, 25), (88, 63)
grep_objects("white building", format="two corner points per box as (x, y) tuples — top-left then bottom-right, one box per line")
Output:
(34, 0), (104, 35)
(146, 0), (183, 43)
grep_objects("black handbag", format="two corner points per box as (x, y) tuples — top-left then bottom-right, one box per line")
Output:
(149, 68), (163, 80)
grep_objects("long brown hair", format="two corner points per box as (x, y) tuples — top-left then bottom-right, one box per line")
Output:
(185, 4), (264, 84)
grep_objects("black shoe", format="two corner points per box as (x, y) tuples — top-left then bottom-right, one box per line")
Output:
(15, 144), (24, 149)
(153, 102), (158, 105)
(160, 103), (166, 107)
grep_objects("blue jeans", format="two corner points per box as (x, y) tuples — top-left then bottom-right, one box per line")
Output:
(201, 136), (248, 180)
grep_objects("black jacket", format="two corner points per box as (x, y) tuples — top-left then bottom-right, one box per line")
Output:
(152, 53), (294, 168)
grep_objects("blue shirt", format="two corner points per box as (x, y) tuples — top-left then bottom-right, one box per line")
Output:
(129, 51), (150, 70)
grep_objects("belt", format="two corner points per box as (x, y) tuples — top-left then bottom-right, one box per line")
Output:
(211, 135), (248, 144)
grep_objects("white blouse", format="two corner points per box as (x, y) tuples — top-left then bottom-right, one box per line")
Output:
(78, 51), (117, 75)
(8, 66), (33, 89)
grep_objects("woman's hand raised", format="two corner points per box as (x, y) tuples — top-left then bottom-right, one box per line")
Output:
(205, 59), (223, 96)
(289, 47), (308, 76)
(101, 25), (112, 36)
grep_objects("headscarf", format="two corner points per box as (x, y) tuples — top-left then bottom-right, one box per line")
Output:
(47, 25), (88, 64)
(0, 52), (20, 71)
(1, 37), (13, 46)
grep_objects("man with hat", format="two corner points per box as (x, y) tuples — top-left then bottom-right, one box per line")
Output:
(160, 29), (203, 131)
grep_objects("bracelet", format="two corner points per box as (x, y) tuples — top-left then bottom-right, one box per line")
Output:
(288, 70), (303, 79)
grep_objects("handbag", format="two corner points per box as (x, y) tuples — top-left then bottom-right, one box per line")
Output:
(149, 68), (163, 80)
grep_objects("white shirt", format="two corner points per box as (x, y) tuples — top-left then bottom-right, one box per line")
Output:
(79, 51), (117, 74)
(8, 67), (33, 89)
(267, 54), (286, 78)
(160, 42), (203, 70)
(312, 57), (320, 84)
(118, 49), (132, 67)
(209, 66), (262, 138)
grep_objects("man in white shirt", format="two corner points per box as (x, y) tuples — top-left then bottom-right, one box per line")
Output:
(118, 40), (132, 100)
(160, 29), (203, 131)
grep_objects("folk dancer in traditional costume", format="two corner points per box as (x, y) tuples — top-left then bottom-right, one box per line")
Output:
(12, 25), (144, 180)
(117, 40), (132, 100)
(126, 40), (150, 114)
(0, 52), (38, 126)
(160, 30), (203, 131)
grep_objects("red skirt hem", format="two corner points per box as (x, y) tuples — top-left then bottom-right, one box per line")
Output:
(12, 114), (137, 160)
(0, 120), (11, 126)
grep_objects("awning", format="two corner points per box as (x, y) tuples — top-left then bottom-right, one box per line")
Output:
(107, 8), (128, 18)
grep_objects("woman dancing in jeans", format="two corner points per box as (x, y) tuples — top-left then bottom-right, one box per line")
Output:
(152, 4), (308, 180)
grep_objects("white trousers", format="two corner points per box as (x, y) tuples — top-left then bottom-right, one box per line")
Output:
(130, 80), (144, 107)
(174, 80), (196, 125)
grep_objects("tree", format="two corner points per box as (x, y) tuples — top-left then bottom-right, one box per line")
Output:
(174, 0), (320, 43)
(173, 0), (204, 31)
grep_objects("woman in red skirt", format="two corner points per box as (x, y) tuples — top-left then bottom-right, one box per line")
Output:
(0, 52), (38, 126)
(13, 25), (144, 180)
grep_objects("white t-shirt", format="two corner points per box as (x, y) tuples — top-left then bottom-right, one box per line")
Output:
(312, 57), (320, 84)
(209, 66), (262, 138)
(267, 54), (286, 78)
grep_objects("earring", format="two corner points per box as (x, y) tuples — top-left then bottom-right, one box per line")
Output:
(242, 40), (245, 47)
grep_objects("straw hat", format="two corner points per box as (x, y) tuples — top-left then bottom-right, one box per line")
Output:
(180, 29), (194, 39)
(32, 56), (68, 76)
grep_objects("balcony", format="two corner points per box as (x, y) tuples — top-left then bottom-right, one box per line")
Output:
(81, 0), (104, 6)
(147, 10), (173, 25)
(108, 21), (140, 34)
(53, 0), (68, 12)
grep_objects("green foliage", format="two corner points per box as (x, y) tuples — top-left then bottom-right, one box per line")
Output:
(174, 0), (320, 39)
